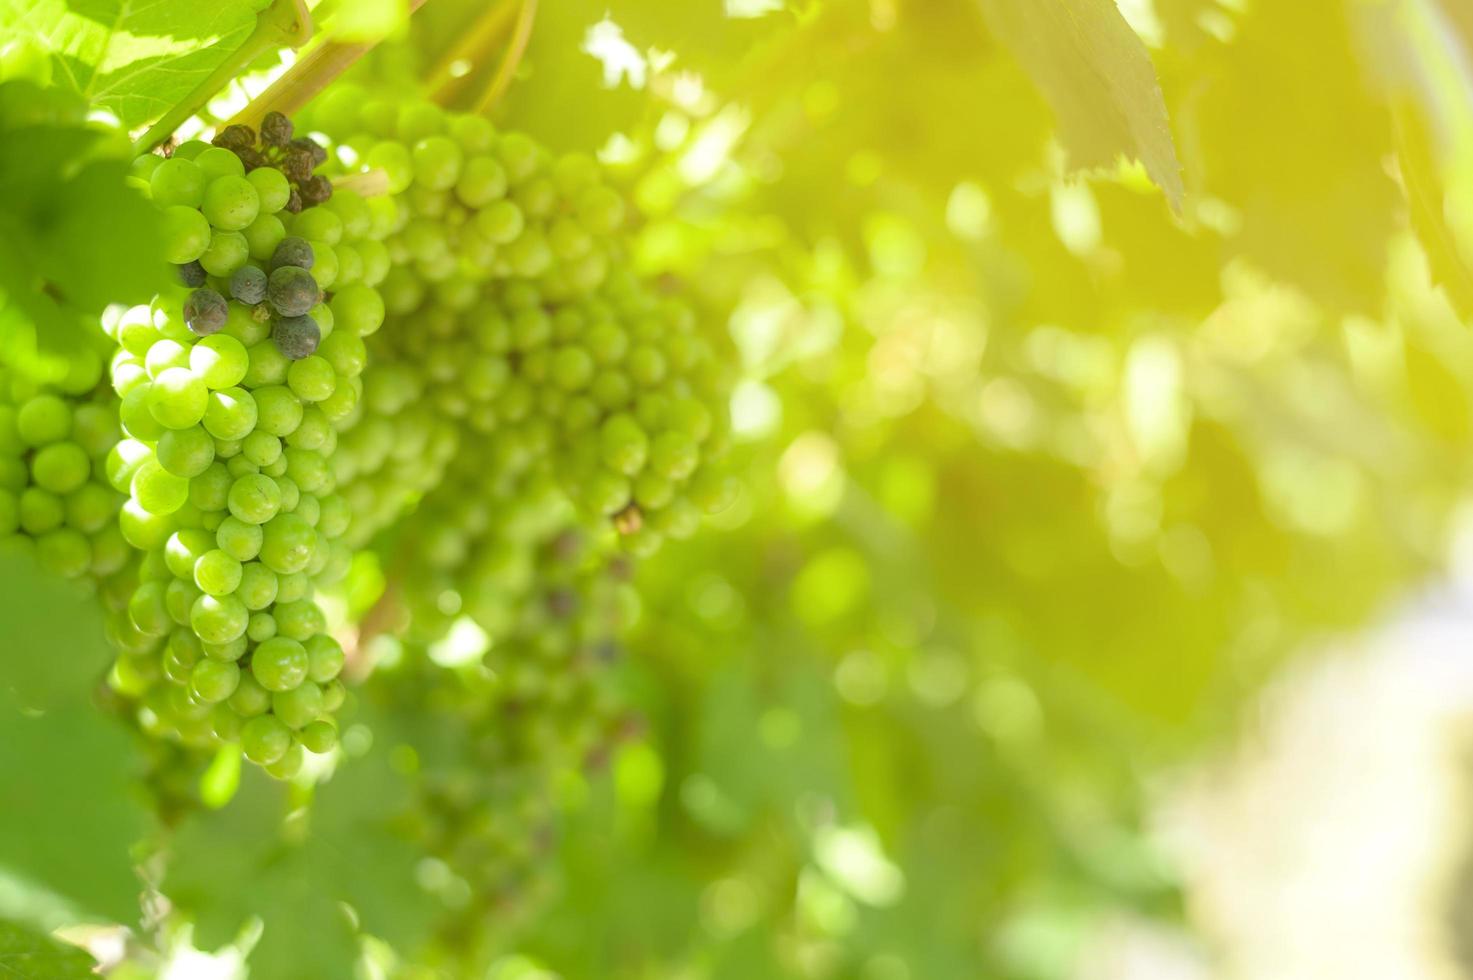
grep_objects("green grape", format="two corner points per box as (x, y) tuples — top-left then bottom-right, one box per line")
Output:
(193, 549), (242, 596)
(150, 158), (205, 209)
(253, 385), (303, 436)
(190, 335), (250, 390)
(252, 637), (308, 691)
(299, 719), (337, 753)
(30, 441), (89, 493)
(147, 367), (208, 429)
(131, 458), (189, 515)
(240, 714), (291, 764)
(17, 394), (70, 446)
(199, 229), (249, 277)
(259, 512), (315, 574)
(190, 592), (248, 644)
(161, 205), (213, 264)
(286, 356), (335, 402)
(263, 742), (304, 778)
(202, 387), (257, 441)
(247, 167), (290, 214)
(227, 473), (281, 525)
(201, 175), (259, 231)
(272, 681), (322, 728)
(155, 426), (215, 478)
(190, 659), (240, 702)
(195, 146), (245, 180)
(236, 561), (278, 610)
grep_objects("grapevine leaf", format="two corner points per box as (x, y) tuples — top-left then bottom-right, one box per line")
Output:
(0, 0), (265, 128)
(0, 115), (165, 375)
(0, 548), (149, 928)
(164, 753), (433, 979)
(1174, 0), (1397, 312)
(973, 0), (1183, 210)
(0, 918), (97, 979)
(0, 549), (112, 708)
(1394, 106), (1473, 319)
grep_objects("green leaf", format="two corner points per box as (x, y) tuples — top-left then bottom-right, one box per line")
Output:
(0, 550), (150, 928)
(0, 918), (96, 979)
(0, 0), (264, 128)
(0, 103), (166, 379)
(974, 0), (1183, 210)
(164, 751), (434, 979)
(1394, 105), (1473, 319)
(0, 703), (147, 930)
(1174, 0), (1398, 312)
(0, 546), (112, 708)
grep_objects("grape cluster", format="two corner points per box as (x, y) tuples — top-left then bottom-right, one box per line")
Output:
(0, 358), (129, 584)
(103, 125), (386, 776)
(211, 111), (333, 213)
(369, 523), (642, 945)
(302, 93), (735, 566)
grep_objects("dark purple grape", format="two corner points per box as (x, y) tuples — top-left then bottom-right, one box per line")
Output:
(176, 260), (207, 287)
(212, 124), (255, 151)
(284, 188), (303, 213)
(281, 149), (312, 182)
(272, 314), (319, 360)
(300, 174), (333, 206)
(546, 588), (579, 619)
(267, 265), (318, 317)
(259, 111), (293, 146)
(229, 265), (268, 305)
(269, 236), (314, 271)
(184, 288), (228, 336)
(290, 137), (327, 167)
(237, 146), (266, 171)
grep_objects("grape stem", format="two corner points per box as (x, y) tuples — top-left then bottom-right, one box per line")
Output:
(473, 0), (538, 114)
(226, 0), (435, 131)
(332, 169), (391, 197)
(131, 0), (311, 156)
(425, 1), (517, 104)
(343, 579), (403, 679)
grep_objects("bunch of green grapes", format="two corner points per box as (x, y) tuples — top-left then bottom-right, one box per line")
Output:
(0, 353), (130, 585)
(304, 87), (625, 298)
(365, 523), (642, 953)
(390, 460), (575, 645)
(104, 119), (386, 776)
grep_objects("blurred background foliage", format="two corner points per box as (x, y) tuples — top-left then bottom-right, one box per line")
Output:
(11, 0), (1473, 976)
(390, 0), (1473, 975)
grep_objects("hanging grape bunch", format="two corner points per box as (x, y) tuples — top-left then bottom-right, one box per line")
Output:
(103, 113), (386, 776)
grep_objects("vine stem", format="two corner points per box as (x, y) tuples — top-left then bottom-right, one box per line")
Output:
(472, 0), (538, 114)
(426, 0), (517, 104)
(132, 0), (311, 155)
(226, 0), (435, 131)
(343, 578), (403, 680)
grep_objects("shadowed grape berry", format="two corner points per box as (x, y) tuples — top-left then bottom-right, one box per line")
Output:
(260, 110), (293, 146)
(176, 260), (207, 287)
(212, 124), (255, 151)
(273, 314), (320, 360)
(268, 266), (318, 317)
(230, 265), (268, 305)
(301, 175), (333, 206)
(291, 137), (327, 167)
(184, 288), (228, 335)
(270, 236), (314, 271)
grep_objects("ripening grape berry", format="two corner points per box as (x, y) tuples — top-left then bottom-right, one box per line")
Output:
(273, 314), (320, 360)
(270, 235), (314, 271)
(230, 265), (268, 305)
(184, 288), (228, 336)
(177, 260), (208, 287)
